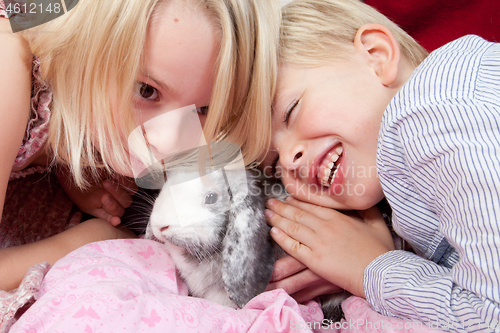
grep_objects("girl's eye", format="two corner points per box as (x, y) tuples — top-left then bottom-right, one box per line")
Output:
(138, 82), (159, 100)
(196, 106), (209, 115)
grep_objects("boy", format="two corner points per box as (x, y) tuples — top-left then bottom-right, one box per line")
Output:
(264, 0), (500, 331)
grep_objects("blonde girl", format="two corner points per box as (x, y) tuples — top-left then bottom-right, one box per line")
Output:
(0, 0), (280, 291)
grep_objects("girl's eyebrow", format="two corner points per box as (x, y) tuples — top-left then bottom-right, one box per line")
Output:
(139, 70), (168, 91)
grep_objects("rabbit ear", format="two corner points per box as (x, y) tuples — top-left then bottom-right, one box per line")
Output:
(221, 175), (276, 308)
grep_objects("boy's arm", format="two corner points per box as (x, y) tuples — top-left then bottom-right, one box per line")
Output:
(367, 43), (500, 330)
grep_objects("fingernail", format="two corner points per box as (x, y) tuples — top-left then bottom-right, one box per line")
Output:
(265, 209), (274, 218)
(267, 198), (277, 206)
(271, 227), (280, 235)
(103, 180), (113, 188)
(285, 196), (293, 202)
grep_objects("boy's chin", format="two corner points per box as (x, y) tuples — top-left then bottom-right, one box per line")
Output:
(281, 178), (384, 210)
(298, 191), (383, 211)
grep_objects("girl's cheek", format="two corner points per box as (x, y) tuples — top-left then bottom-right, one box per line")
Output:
(197, 113), (207, 128)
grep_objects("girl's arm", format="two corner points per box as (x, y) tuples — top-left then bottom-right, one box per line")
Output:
(0, 218), (136, 291)
(0, 17), (32, 220)
(0, 19), (138, 292)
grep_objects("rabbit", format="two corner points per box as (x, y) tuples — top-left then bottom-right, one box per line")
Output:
(146, 145), (349, 322)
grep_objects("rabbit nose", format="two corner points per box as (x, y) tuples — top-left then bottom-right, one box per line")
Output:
(160, 226), (170, 232)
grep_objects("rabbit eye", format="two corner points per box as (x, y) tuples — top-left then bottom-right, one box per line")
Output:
(205, 192), (218, 204)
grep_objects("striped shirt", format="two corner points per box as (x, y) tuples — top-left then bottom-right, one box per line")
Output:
(365, 35), (500, 332)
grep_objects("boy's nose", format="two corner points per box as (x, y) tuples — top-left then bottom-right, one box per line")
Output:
(293, 152), (303, 162)
(279, 147), (307, 178)
(280, 147), (304, 165)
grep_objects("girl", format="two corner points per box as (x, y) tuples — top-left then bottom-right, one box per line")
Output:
(1, 2), (138, 293)
(0, 0), (279, 292)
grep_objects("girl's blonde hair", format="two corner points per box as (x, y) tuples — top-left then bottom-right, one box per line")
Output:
(279, 0), (428, 68)
(25, 0), (280, 187)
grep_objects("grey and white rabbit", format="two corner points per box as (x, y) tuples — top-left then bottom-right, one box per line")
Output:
(146, 145), (348, 321)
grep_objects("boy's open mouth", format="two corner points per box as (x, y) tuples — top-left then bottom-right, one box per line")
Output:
(317, 143), (343, 187)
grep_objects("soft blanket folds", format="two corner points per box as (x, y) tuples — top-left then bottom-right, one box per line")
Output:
(11, 239), (445, 333)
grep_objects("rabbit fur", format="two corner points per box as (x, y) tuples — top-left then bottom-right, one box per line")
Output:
(146, 166), (349, 321)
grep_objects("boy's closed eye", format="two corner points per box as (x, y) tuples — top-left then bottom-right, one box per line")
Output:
(283, 98), (300, 127)
(264, 98), (301, 178)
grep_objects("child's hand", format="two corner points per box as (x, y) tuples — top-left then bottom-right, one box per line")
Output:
(265, 196), (395, 298)
(57, 167), (138, 226)
(265, 255), (343, 303)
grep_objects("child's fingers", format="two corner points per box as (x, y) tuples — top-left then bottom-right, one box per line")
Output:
(266, 198), (319, 230)
(91, 209), (121, 226)
(112, 174), (138, 195)
(284, 196), (338, 220)
(90, 209), (113, 224)
(291, 279), (344, 304)
(270, 255), (307, 282)
(101, 193), (126, 217)
(103, 180), (133, 209)
(265, 204), (317, 246)
(266, 265), (316, 293)
(269, 226), (313, 262)
(109, 216), (121, 227)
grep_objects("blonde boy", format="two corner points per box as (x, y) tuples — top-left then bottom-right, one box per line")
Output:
(264, 0), (500, 330)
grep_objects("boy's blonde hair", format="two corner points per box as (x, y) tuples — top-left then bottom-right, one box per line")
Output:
(279, 0), (428, 68)
(25, 0), (279, 187)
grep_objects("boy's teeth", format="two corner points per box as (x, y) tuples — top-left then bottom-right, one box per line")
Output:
(317, 144), (343, 187)
(324, 168), (330, 177)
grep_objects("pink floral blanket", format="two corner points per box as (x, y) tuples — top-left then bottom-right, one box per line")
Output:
(10, 239), (445, 333)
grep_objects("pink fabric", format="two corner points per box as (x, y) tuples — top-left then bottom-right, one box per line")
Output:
(11, 239), (446, 333)
(0, 171), (80, 328)
(0, 263), (50, 332)
(337, 298), (445, 333)
(0, 1), (4, 18)
(13, 56), (52, 169)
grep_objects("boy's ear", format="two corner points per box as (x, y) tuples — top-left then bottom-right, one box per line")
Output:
(354, 24), (400, 86)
